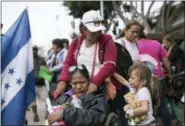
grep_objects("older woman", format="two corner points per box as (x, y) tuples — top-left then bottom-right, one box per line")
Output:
(47, 65), (108, 126)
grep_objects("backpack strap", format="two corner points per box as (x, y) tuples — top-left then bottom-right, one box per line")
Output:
(121, 38), (126, 47)
(99, 37), (112, 64)
(73, 36), (80, 65)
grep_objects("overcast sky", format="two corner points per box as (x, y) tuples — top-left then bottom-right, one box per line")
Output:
(2, 2), (78, 49)
(2, 2), (163, 49)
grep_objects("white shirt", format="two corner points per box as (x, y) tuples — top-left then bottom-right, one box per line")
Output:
(77, 40), (101, 77)
(129, 87), (155, 125)
(49, 48), (67, 72)
(122, 38), (139, 62)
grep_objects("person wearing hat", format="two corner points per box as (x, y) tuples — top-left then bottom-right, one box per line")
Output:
(54, 10), (117, 99)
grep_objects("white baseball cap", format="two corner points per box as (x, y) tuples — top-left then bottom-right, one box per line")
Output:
(82, 10), (106, 32)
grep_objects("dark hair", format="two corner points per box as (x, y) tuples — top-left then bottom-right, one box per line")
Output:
(138, 25), (146, 39)
(62, 39), (69, 45)
(33, 45), (38, 51)
(70, 64), (90, 81)
(52, 39), (64, 48)
(117, 20), (142, 39)
(79, 22), (84, 34)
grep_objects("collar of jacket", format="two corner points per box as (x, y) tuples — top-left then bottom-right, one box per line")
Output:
(75, 33), (112, 64)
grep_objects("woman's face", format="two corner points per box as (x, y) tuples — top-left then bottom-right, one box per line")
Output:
(125, 25), (140, 42)
(83, 28), (101, 43)
(71, 71), (89, 96)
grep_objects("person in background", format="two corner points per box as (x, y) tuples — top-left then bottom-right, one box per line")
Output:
(62, 38), (69, 50)
(162, 35), (185, 73)
(30, 45), (48, 122)
(48, 39), (68, 96)
(137, 27), (172, 126)
(115, 21), (141, 63)
(45, 42), (57, 68)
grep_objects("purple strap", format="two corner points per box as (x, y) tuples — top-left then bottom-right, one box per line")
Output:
(64, 89), (74, 97)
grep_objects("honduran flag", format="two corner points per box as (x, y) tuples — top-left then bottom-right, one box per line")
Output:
(1, 9), (36, 125)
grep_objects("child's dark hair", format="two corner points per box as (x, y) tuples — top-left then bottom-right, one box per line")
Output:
(69, 64), (90, 81)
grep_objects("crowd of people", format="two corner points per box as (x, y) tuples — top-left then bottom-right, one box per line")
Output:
(28, 10), (184, 126)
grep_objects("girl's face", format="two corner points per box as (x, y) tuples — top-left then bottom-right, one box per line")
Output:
(125, 25), (140, 42)
(129, 70), (143, 89)
(71, 71), (89, 96)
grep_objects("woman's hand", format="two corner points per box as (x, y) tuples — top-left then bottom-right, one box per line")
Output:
(53, 81), (67, 99)
(105, 77), (111, 84)
(47, 110), (61, 124)
(86, 83), (98, 93)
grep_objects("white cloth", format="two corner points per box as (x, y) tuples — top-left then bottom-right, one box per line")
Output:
(139, 54), (158, 68)
(129, 87), (155, 125)
(181, 93), (184, 103)
(77, 40), (101, 77)
(122, 38), (139, 62)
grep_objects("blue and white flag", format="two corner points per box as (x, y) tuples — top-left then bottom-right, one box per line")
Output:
(1, 9), (35, 125)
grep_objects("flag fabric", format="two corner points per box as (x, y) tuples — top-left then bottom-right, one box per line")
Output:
(1, 9), (35, 125)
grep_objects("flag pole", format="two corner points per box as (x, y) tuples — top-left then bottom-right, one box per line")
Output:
(100, 0), (104, 33)
(100, 0), (104, 20)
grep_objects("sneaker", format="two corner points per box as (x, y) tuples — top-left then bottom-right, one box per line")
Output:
(33, 114), (40, 122)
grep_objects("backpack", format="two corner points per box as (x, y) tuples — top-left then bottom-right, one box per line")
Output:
(114, 42), (133, 79)
(73, 36), (133, 79)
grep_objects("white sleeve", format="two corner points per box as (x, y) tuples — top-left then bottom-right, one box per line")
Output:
(136, 88), (151, 102)
(128, 85), (135, 93)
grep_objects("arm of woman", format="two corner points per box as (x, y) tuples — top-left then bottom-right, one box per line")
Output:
(113, 72), (129, 87)
(92, 35), (117, 87)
